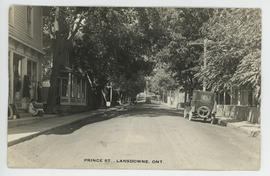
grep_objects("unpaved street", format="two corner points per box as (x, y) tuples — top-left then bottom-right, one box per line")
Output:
(8, 103), (260, 170)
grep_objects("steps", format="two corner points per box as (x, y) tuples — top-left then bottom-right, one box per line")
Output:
(16, 109), (32, 118)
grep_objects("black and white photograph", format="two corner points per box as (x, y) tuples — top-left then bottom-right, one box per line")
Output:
(1, 1), (268, 174)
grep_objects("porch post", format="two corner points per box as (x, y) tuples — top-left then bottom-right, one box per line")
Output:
(238, 87), (241, 105)
(230, 87), (233, 105)
(68, 73), (71, 103)
(223, 91), (226, 105)
(217, 92), (220, 105)
(203, 39), (207, 91)
(80, 78), (83, 104)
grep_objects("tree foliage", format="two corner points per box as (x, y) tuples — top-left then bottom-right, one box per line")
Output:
(43, 7), (89, 111)
(149, 8), (213, 94)
(72, 8), (161, 97)
(196, 8), (261, 100)
(42, 7), (261, 106)
(148, 63), (177, 94)
(43, 7), (164, 107)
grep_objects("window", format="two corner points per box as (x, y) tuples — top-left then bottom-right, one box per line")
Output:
(26, 6), (33, 36)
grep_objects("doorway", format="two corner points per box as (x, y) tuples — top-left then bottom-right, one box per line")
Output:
(13, 53), (23, 108)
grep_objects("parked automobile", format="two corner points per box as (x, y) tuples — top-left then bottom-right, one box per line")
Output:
(184, 90), (217, 124)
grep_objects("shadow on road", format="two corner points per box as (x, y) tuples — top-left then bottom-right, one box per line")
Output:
(43, 103), (188, 135)
(44, 109), (126, 135)
(121, 105), (183, 118)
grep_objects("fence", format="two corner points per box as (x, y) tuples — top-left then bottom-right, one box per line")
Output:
(216, 105), (260, 124)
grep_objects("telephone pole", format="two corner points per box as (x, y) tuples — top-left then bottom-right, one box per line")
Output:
(188, 39), (208, 91)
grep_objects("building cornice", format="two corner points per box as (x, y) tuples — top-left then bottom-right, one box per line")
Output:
(9, 34), (45, 55)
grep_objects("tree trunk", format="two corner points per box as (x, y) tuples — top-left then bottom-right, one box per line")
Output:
(46, 68), (59, 113)
(46, 36), (70, 113)
(184, 89), (187, 103)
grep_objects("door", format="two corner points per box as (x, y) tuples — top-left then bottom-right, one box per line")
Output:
(13, 53), (23, 108)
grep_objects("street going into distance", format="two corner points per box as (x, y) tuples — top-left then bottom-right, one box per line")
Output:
(8, 102), (260, 170)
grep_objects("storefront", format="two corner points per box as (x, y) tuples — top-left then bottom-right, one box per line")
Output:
(8, 6), (44, 112)
(8, 39), (43, 110)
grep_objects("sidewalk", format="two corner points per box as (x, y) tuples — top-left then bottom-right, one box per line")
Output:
(8, 105), (129, 147)
(216, 117), (261, 137)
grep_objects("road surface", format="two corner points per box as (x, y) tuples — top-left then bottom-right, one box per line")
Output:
(8, 103), (260, 170)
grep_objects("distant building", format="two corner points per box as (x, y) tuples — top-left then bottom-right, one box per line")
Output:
(8, 6), (44, 109)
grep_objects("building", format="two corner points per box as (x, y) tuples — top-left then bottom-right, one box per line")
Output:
(215, 87), (260, 123)
(8, 6), (44, 111)
(56, 68), (88, 106)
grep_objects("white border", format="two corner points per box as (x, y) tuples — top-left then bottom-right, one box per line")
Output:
(1, 1), (270, 176)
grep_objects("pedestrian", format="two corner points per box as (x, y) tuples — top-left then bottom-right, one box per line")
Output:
(28, 99), (44, 117)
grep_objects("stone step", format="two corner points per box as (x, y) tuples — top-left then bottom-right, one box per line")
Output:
(12, 109), (32, 118)
(19, 112), (32, 118)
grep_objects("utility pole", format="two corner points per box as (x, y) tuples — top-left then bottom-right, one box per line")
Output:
(188, 39), (208, 91)
(203, 39), (207, 91)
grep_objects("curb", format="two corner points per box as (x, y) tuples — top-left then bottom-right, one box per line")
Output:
(8, 114), (59, 128)
(8, 106), (126, 147)
(215, 117), (260, 137)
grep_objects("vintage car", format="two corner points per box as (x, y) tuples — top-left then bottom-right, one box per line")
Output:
(184, 90), (217, 124)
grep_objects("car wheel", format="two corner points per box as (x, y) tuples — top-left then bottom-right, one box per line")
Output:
(197, 106), (210, 118)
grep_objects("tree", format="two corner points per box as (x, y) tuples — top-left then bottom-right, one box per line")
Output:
(43, 7), (88, 112)
(149, 8), (213, 98)
(196, 8), (261, 101)
(43, 7), (164, 107)
(71, 7), (161, 103)
(148, 63), (178, 96)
